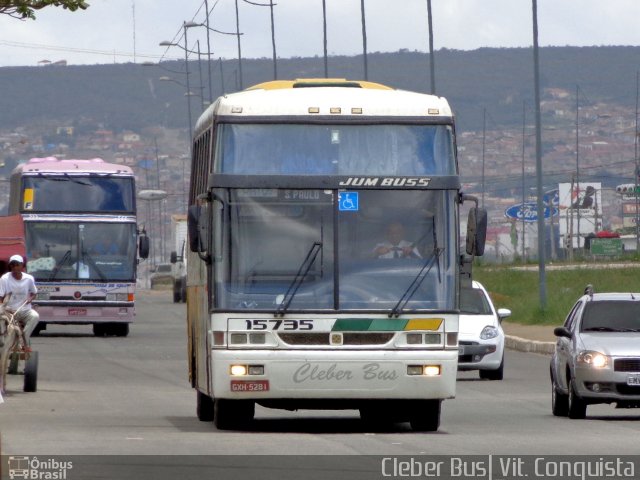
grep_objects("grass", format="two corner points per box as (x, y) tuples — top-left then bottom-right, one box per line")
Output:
(473, 264), (640, 326)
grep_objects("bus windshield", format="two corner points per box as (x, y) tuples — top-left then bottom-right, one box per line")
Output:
(216, 123), (455, 175)
(213, 188), (456, 312)
(25, 222), (137, 282)
(21, 175), (135, 213)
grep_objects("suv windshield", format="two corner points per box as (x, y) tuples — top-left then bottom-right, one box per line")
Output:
(581, 301), (640, 331)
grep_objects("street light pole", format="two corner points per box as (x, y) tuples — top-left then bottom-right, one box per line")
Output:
(183, 22), (193, 209)
(360, 0), (368, 80)
(204, 0), (213, 103)
(241, 0), (278, 80)
(532, 0), (546, 308)
(234, 0), (244, 89)
(322, 0), (328, 77)
(426, 0), (435, 94)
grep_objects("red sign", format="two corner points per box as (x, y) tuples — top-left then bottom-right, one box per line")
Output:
(68, 308), (87, 316)
(230, 380), (269, 392)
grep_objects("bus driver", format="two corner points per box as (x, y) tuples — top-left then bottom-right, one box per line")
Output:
(372, 222), (422, 259)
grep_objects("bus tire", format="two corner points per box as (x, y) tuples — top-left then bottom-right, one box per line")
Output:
(173, 282), (181, 303)
(93, 324), (107, 337)
(214, 399), (255, 430)
(409, 399), (441, 432)
(111, 323), (129, 337)
(31, 322), (46, 337)
(196, 390), (215, 421)
(23, 351), (38, 392)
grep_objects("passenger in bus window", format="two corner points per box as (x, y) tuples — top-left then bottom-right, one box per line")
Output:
(372, 222), (421, 259)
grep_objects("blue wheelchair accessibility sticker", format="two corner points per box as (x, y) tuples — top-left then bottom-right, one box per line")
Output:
(339, 192), (359, 211)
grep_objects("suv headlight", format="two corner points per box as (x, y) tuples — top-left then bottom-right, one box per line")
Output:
(480, 325), (499, 340)
(576, 350), (608, 368)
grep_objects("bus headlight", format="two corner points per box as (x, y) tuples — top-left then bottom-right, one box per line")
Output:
(107, 293), (129, 301)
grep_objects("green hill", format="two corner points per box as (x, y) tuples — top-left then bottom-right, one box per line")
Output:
(1, 46), (639, 133)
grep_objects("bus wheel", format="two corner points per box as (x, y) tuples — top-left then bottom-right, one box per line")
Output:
(214, 399), (255, 430)
(173, 285), (181, 303)
(197, 390), (215, 421)
(359, 403), (394, 431)
(31, 322), (46, 337)
(23, 351), (38, 392)
(409, 400), (441, 432)
(93, 324), (107, 337)
(111, 323), (129, 337)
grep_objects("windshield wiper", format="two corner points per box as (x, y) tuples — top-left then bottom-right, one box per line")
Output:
(582, 326), (621, 332)
(274, 242), (323, 317)
(389, 247), (444, 318)
(389, 218), (442, 318)
(49, 250), (71, 280)
(80, 250), (107, 281)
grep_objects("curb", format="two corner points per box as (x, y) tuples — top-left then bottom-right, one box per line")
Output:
(505, 335), (555, 355)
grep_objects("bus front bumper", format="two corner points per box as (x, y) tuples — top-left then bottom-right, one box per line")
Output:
(34, 303), (134, 324)
(211, 349), (457, 400)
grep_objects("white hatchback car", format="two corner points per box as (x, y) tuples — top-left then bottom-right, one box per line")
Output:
(458, 281), (511, 380)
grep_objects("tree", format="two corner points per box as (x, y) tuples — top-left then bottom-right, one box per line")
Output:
(0, 1), (88, 19)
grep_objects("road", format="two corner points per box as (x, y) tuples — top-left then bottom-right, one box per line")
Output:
(1, 289), (640, 458)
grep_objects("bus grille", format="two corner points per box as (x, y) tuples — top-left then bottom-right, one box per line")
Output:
(277, 332), (394, 346)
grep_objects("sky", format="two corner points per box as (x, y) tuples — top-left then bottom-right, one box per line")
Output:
(0, 0), (640, 67)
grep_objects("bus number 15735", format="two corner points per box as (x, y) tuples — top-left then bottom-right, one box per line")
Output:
(244, 319), (313, 331)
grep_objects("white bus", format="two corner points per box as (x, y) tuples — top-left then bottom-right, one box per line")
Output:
(187, 79), (486, 431)
(9, 157), (149, 337)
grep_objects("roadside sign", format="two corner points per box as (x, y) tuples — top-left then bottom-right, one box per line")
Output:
(504, 202), (557, 222)
(590, 238), (623, 256)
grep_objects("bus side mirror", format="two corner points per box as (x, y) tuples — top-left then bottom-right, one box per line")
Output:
(188, 205), (201, 253)
(138, 232), (150, 259)
(466, 207), (487, 256)
(170, 251), (177, 264)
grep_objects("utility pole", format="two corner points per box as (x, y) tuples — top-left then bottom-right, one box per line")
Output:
(426, 0), (435, 94)
(360, 0), (368, 80)
(635, 71), (639, 252)
(521, 101), (526, 263)
(481, 108), (486, 207)
(575, 85), (581, 254)
(322, 0), (328, 78)
(532, 0), (546, 309)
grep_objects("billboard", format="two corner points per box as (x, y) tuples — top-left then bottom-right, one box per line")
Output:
(558, 182), (602, 248)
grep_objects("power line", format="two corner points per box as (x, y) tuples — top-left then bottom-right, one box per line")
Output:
(0, 40), (178, 61)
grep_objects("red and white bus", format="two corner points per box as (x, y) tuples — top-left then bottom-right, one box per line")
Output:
(9, 157), (149, 336)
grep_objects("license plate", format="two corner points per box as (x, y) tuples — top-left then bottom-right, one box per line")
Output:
(627, 374), (640, 386)
(68, 308), (87, 316)
(230, 380), (269, 392)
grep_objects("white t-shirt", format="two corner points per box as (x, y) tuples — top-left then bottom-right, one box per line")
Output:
(0, 271), (37, 311)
